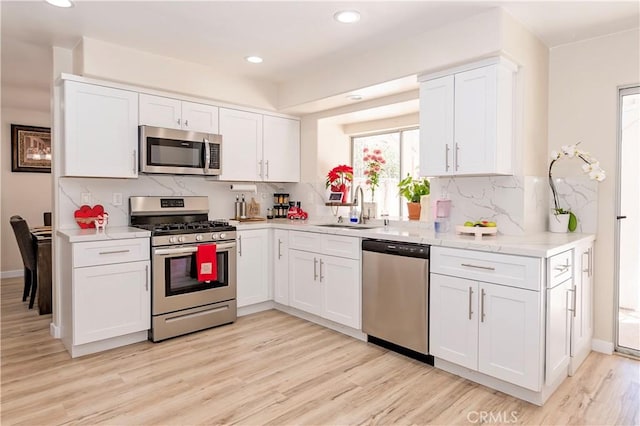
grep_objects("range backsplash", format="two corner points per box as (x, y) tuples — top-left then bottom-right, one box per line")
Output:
(57, 175), (293, 229)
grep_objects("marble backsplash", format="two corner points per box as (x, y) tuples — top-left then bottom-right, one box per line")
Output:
(57, 175), (294, 229)
(58, 174), (598, 235)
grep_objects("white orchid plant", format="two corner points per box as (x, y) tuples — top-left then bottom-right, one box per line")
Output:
(549, 142), (606, 215)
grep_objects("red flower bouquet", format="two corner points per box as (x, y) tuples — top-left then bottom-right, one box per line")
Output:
(325, 164), (353, 203)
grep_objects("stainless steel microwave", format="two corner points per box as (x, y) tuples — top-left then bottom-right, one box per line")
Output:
(139, 125), (222, 176)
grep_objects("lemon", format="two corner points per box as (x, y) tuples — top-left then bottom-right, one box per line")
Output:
(464, 221), (474, 227)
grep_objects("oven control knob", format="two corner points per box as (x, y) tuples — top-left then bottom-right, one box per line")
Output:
(169, 236), (178, 244)
(219, 233), (226, 239)
(178, 236), (185, 243)
(195, 234), (203, 241)
(211, 233), (219, 240)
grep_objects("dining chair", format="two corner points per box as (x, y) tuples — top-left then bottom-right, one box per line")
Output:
(9, 215), (38, 309)
(43, 212), (52, 226)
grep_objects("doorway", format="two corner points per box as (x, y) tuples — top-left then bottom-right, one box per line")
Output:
(616, 85), (640, 357)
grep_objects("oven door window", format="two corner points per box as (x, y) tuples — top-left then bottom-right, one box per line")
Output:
(164, 250), (228, 296)
(147, 137), (204, 169)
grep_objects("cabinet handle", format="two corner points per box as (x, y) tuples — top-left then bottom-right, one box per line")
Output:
(480, 289), (486, 322)
(265, 160), (270, 179)
(145, 265), (149, 291)
(278, 239), (283, 259)
(589, 247), (593, 277)
(313, 257), (318, 281)
(582, 250), (589, 273)
(319, 259), (324, 282)
(99, 249), (130, 255)
(468, 286), (474, 320)
(184, 119), (189, 127)
(455, 143), (460, 171)
(177, 118), (181, 126)
(567, 286), (576, 317)
(461, 263), (495, 271)
(238, 235), (242, 257)
(554, 260), (571, 272)
(445, 144), (450, 171)
(258, 160), (263, 178)
(132, 150), (137, 174)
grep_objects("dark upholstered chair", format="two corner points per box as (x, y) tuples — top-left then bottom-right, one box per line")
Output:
(10, 215), (38, 309)
(43, 212), (52, 226)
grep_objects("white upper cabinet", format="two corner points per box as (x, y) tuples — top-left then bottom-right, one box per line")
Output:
(139, 93), (219, 134)
(419, 57), (516, 177)
(263, 116), (300, 182)
(63, 80), (139, 178)
(420, 75), (454, 176)
(218, 108), (263, 181)
(218, 109), (300, 182)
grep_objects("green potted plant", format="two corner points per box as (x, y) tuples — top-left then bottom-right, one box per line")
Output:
(397, 174), (430, 220)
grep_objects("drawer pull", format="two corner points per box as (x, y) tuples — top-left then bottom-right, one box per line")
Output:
(461, 263), (495, 271)
(99, 249), (130, 255)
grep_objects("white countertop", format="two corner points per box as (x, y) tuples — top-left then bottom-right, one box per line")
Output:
(57, 226), (151, 243)
(234, 219), (595, 258)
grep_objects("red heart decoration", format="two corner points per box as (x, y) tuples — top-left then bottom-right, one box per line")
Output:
(92, 204), (104, 216)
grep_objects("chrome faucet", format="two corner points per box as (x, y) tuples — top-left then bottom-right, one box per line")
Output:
(353, 184), (365, 224)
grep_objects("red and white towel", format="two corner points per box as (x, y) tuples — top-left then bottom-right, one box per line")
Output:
(196, 244), (217, 282)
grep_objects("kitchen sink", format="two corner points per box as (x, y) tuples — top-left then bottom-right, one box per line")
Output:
(316, 223), (380, 230)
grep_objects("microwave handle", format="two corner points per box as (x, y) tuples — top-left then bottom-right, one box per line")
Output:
(203, 138), (211, 173)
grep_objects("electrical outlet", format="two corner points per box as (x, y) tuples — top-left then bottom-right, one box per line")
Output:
(112, 193), (123, 206)
(81, 192), (91, 205)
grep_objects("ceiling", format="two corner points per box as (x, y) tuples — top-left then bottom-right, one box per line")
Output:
(2, 1), (639, 115)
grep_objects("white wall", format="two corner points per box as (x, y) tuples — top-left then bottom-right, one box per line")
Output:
(278, 8), (503, 110)
(1, 107), (52, 275)
(548, 29), (640, 344)
(76, 37), (279, 111)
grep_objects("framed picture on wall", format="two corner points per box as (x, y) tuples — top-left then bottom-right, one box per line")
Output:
(11, 124), (51, 173)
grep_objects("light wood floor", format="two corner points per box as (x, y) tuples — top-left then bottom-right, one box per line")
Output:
(1, 277), (638, 425)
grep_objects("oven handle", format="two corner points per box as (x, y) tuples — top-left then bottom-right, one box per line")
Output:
(153, 242), (236, 256)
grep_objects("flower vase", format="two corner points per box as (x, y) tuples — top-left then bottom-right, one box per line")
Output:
(549, 212), (570, 233)
(363, 202), (377, 219)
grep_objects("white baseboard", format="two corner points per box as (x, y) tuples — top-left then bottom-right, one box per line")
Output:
(237, 300), (275, 316)
(50, 323), (61, 339)
(1, 269), (23, 279)
(591, 338), (614, 354)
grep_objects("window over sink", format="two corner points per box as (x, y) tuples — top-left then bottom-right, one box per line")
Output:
(351, 127), (420, 218)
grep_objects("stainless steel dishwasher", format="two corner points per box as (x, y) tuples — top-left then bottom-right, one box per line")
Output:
(362, 239), (431, 361)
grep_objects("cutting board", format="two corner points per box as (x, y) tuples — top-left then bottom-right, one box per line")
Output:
(231, 217), (267, 222)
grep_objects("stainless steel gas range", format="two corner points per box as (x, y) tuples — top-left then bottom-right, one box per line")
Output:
(130, 196), (237, 342)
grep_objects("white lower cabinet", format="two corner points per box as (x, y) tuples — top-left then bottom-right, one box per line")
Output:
(237, 229), (270, 307)
(430, 246), (543, 392)
(430, 273), (541, 391)
(569, 241), (593, 375)
(60, 236), (151, 357)
(288, 231), (361, 329)
(73, 261), (150, 345)
(289, 250), (323, 316)
(273, 229), (289, 305)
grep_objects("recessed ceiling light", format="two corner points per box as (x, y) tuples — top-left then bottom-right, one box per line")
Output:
(245, 56), (263, 64)
(347, 94), (363, 101)
(45, 0), (74, 8)
(334, 10), (361, 24)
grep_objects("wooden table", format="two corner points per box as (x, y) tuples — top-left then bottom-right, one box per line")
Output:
(30, 226), (52, 315)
